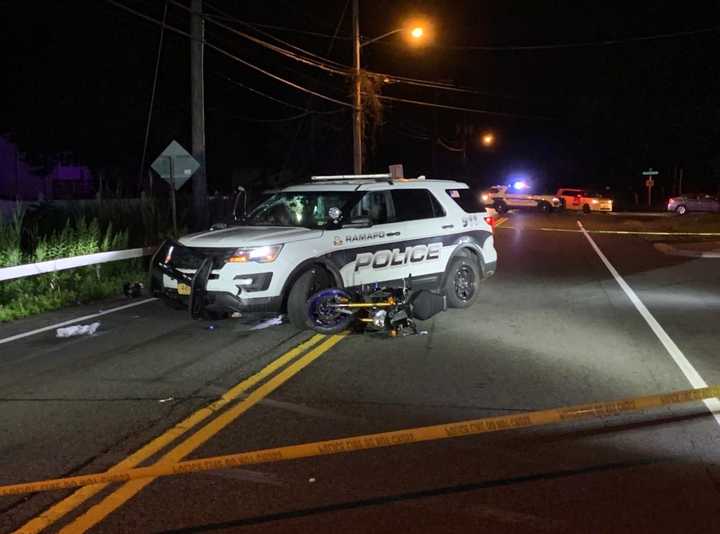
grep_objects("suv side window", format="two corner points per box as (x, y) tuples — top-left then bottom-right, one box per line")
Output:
(390, 189), (444, 222)
(352, 190), (392, 225)
(446, 188), (484, 213)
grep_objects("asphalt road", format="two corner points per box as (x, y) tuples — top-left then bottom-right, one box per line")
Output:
(2, 212), (720, 533)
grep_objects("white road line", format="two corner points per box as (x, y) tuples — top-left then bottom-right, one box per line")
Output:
(577, 220), (720, 425)
(0, 298), (157, 346)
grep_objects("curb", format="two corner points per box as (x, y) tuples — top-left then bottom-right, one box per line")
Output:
(654, 242), (720, 258)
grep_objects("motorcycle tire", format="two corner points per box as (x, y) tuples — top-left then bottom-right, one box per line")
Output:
(305, 288), (356, 334)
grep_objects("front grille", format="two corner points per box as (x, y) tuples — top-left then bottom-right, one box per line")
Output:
(171, 246), (235, 269)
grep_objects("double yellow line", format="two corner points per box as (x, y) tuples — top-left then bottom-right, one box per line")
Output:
(16, 333), (345, 534)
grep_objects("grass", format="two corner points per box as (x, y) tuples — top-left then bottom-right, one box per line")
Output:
(0, 205), (146, 322)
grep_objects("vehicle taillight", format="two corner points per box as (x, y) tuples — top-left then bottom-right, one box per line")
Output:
(484, 216), (496, 232)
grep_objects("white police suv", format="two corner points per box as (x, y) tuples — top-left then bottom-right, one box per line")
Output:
(149, 174), (497, 329)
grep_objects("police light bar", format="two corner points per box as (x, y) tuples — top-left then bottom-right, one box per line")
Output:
(311, 174), (392, 181)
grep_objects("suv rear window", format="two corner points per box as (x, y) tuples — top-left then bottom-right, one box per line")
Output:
(446, 188), (485, 213)
(390, 190), (445, 221)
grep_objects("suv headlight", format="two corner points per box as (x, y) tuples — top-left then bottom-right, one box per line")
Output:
(227, 244), (283, 263)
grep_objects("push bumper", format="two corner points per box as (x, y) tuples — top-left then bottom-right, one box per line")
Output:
(149, 240), (283, 317)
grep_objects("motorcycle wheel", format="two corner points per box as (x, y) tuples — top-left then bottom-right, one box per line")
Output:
(305, 288), (356, 334)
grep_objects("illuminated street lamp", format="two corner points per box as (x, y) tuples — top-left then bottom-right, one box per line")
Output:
(481, 132), (495, 148)
(352, 1), (432, 173)
(360, 24), (427, 48)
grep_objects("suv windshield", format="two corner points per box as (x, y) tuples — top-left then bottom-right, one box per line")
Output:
(246, 191), (362, 229)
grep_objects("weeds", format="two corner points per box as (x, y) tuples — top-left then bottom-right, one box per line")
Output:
(0, 207), (144, 322)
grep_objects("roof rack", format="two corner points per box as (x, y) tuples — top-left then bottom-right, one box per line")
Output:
(311, 173), (392, 181)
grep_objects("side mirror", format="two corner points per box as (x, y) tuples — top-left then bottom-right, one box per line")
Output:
(233, 186), (247, 222)
(343, 217), (372, 228)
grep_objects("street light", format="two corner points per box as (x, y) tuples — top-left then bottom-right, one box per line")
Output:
(481, 132), (495, 148)
(352, 0), (432, 173)
(360, 26), (426, 48)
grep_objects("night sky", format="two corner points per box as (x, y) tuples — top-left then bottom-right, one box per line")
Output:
(1, 0), (719, 196)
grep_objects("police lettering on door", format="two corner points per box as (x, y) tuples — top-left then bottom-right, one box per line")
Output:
(355, 243), (443, 272)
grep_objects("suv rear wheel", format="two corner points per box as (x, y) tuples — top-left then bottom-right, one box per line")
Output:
(444, 257), (480, 309)
(538, 201), (551, 213)
(676, 205), (688, 215)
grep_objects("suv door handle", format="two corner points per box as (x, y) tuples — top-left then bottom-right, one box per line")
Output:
(442, 224), (454, 229)
(386, 231), (401, 237)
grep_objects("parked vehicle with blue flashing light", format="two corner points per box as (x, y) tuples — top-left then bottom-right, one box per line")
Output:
(481, 184), (561, 214)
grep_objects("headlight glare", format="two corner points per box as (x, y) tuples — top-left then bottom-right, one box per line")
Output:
(227, 244), (283, 263)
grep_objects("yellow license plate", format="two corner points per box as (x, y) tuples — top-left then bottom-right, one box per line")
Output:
(177, 283), (191, 296)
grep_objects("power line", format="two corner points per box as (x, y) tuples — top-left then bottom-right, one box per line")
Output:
(375, 94), (551, 120)
(169, 0), (350, 75)
(437, 138), (464, 152)
(213, 73), (313, 111)
(213, 72), (344, 114)
(202, 11), (353, 42)
(372, 72), (512, 98)
(109, 1), (541, 124)
(139, 0), (168, 188)
(326, 0), (350, 56)
(203, 1), (509, 98)
(282, 0), (350, 172)
(106, 0), (355, 109)
(204, 1), (349, 67)
(447, 24), (720, 51)
(216, 109), (346, 123)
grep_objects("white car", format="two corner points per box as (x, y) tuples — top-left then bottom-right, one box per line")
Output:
(150, 174), (498, 329)
(556, 188), (613, 213)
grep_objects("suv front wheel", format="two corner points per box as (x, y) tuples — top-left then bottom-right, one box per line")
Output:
(444, 257), (480, 309)
(287, 267), (331, 329)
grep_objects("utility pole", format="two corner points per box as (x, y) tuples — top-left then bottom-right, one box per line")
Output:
(352, 0), (363, 174)
(191, 0), (209, 229)
(431, 89), (438, 178)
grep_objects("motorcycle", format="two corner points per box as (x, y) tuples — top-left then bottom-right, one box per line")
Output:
(304, 277), (447, 336)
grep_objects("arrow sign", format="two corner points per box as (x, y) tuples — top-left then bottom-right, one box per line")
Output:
(151, 140), (199, 191)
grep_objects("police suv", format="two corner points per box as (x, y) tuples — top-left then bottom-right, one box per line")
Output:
(149, 174), (497, 329)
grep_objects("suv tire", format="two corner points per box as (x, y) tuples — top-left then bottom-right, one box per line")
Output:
(444, 257), (480, 309)
(582, 204), (591, 214)
(676, 205), (687, 215)
(287, 268), (331, 329)
(538, 201), (551, 213)
(494, 200), (508, 214)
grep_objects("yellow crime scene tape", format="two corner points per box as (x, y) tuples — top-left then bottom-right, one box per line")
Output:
(1, 385), (718, 497)
(499, 226), (720, 236)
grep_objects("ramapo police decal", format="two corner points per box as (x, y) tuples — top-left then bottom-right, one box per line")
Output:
(345, 231), (385, 243)
(355, 243), (442, 272)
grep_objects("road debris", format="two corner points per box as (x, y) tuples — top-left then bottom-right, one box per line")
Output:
(252, 316), (284, 330)
(123, 282), (144, 298)
(56, 322), (100, 338)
